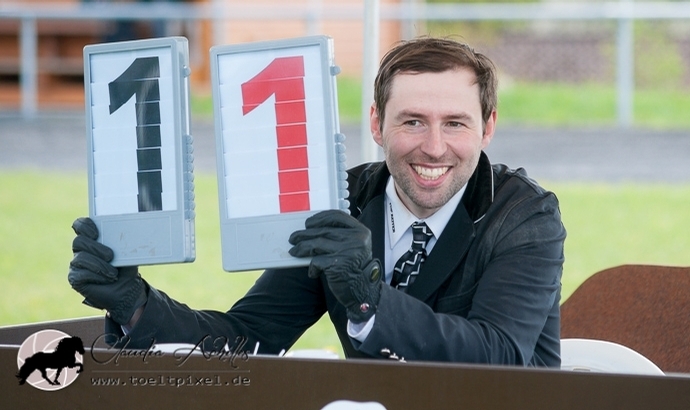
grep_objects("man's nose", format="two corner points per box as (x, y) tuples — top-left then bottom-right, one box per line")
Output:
(419, 126), (447, 158)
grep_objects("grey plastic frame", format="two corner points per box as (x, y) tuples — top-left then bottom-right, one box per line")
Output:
(210, 35), (348, 272)
(83, 37), (195, 267)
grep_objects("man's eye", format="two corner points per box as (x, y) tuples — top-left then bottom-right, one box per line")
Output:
(447, 121), (464, 128)
(404, 120), (422, 127)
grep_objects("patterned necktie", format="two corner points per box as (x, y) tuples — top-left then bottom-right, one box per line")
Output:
(392, 222), (433, 291)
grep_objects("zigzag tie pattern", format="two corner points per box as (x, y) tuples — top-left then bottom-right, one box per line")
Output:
(392, 222), (433, 291)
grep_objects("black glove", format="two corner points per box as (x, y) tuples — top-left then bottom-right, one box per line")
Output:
(68, 217), (147, 326)
(288, 210), (382, 323)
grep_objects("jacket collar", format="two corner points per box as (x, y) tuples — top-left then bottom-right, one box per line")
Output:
(353, 162), (389, 217)
(461, 151), (494, 223)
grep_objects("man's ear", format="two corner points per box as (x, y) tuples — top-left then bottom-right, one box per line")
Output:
(370, 104), (384, 147)
(481, 110), (497, 149)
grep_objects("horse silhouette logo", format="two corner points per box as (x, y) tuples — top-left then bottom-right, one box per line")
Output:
(16, 329), (85, 391)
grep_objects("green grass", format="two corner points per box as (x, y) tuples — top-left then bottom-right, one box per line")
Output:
(498, 83), (617, 127)
(2, 172), (690, 357)
(498, 82), (690, 129)
(549, 182), (690, 301)
(334, 76), (364, 122)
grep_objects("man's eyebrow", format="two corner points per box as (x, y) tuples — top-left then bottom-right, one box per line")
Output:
(444, 112), (475, 122)
(394, 109), (425, 120)
(395, 109), (476, 123)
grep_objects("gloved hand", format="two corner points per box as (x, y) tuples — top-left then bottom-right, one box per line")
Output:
(68, 217), (147, 326)
(288, 210), (382, 323)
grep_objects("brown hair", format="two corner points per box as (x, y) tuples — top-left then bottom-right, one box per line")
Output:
(373, 36), (498, 131)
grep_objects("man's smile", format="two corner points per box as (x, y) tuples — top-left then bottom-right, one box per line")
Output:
(412, 165), (450, 181)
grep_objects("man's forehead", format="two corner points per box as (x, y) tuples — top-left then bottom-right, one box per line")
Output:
(386, 69), (482, 109)
(389, 69), (478, 94)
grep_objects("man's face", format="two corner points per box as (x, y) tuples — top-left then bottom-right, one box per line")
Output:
(371, 68), (496, 219)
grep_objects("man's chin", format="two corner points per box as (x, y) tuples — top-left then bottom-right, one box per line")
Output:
(407, 192), (451, 214)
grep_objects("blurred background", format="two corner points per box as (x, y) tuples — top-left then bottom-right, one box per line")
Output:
(4, 0), (690, 127)
(1, 0), (690, 356)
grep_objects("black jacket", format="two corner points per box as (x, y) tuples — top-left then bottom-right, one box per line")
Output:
(107, 152), (566, 367)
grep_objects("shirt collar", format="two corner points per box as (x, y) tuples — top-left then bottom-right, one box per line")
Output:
(385, 177), (467, 249)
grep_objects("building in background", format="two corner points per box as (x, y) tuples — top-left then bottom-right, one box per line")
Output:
(0, 0), (403, 109)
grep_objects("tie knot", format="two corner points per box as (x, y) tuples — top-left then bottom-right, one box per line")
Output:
(410, 222), (433, 251)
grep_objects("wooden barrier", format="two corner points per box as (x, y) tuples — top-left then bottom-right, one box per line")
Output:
(2, 317), (689, 409)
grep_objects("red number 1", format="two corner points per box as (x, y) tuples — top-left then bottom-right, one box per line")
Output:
(241, 56), (310, 213)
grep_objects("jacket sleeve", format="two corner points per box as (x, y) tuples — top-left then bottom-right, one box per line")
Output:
(104, 266), (327, 353)
(354, 191), (566, 365)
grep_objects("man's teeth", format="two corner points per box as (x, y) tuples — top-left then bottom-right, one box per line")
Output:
(413, 166), (449, 180)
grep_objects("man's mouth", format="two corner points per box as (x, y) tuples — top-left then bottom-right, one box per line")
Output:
(413, 165), (449, 181)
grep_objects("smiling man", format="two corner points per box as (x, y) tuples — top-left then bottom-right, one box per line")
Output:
(69, 37), (566, 367)
(373, 67), (494, 219)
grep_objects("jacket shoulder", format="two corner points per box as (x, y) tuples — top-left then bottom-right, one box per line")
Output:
(346, 162), (388, 216)
(492, 163), (554, 198)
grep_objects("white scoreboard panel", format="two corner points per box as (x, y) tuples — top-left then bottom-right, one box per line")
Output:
(211, 36), (349, 272)
(84, 37), (195, 266)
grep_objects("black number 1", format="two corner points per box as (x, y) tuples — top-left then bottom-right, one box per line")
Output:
(108, 56), (163, 212)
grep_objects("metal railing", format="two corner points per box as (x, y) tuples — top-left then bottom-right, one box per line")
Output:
(3, 1), (690, 125)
